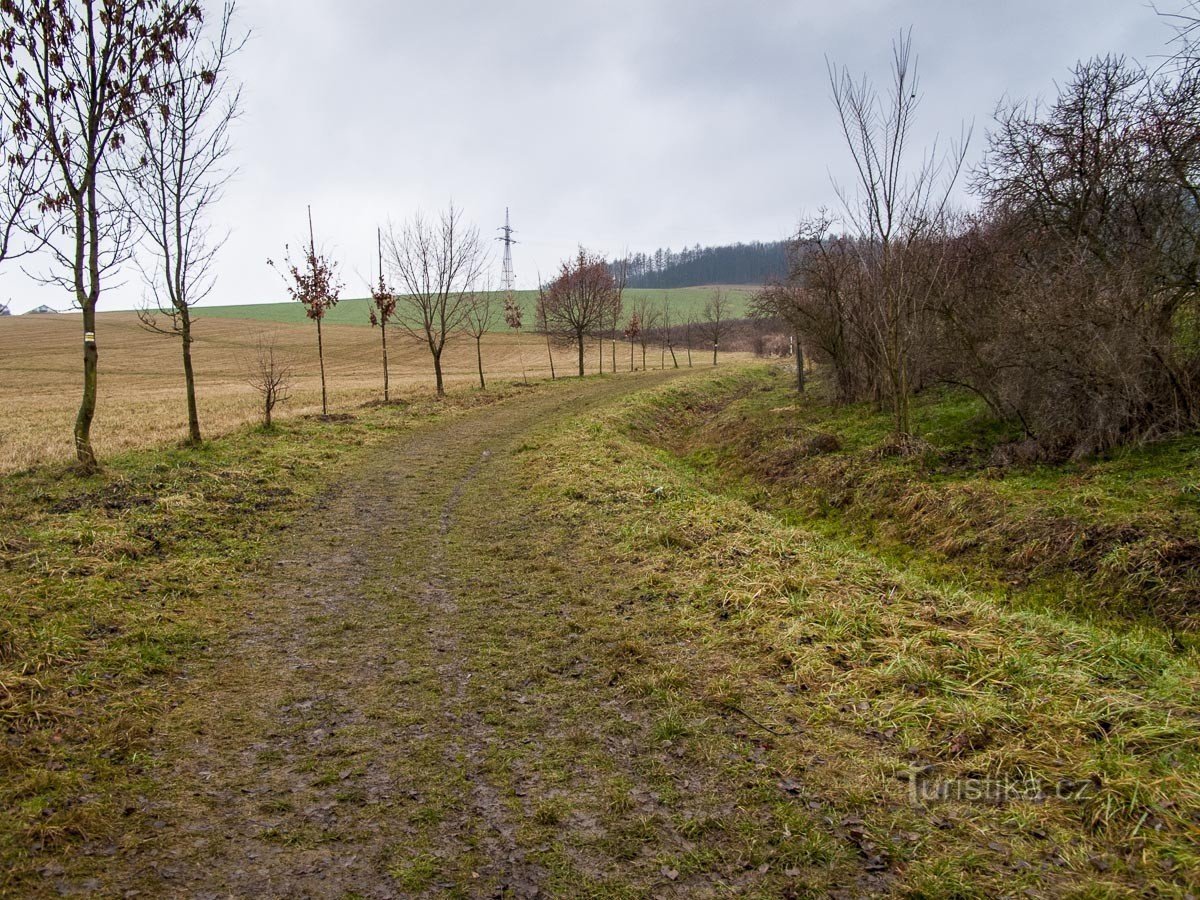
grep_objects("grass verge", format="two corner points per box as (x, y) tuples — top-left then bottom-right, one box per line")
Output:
(504, 367), (1200, 894)
(628, 365), (1200, 635)
(0, 380), (542, 890)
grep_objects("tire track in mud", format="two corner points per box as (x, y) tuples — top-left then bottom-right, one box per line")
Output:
(424, 451), (545, 897)
(87, 373), (679, 900)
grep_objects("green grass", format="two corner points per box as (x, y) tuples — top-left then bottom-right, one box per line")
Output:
(627, 364), (1200, 633)
(198, 286), (758, 328)
(506, 367), (1200, 894)
(0, 381), (545, 891)
(8, 361), (1198, 895)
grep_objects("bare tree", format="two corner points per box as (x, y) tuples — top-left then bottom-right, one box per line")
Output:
(663, 296), (679, 368)
(962, 53), (1200, 452)
(828, 30), (968, 436)
(271, 207), (341, 415)
(538, 247), (621, 377)
(609, 256), (628, 374)
(757, 288), (807, 394)
(247, 335), (291, 429)
(367, 227), (397, 402)
(700, 289), (729, 366)
(387, 204), (485, 397)
(755, 213), (873, 402)
(631, 295), (660, 370)
(1, 0), (204, 471)
(124, 2), (243, 446)
(463, 283), (496, 389)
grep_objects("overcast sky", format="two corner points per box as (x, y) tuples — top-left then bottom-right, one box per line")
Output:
(0, 0), (1178, 314)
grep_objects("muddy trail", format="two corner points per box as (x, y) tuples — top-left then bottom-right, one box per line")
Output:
(85, 371), (748, 899)
(28, 363), (1197, 900)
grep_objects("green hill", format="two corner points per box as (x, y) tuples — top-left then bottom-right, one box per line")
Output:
(198, 286), (759, 329)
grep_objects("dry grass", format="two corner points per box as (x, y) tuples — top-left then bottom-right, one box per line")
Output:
(0, 377), (570, 889)
(0, 312), (669, 472)
(517, 371), (1200, 894)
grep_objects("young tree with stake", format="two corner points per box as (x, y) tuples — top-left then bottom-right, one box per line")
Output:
(632, 296), (659, 370)
(624, 311), (641, 372)
(271, 207), (341, 416)
(247, 334), (291, 429)
(503, 293), (527, 384)
(535, 290), (557, 380)
(662, 295), (678, 368)
(367, 228), (397, 402)
(611, 256), (627, 373)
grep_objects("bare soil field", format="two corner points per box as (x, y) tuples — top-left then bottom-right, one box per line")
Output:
(0, 311), (655, 472)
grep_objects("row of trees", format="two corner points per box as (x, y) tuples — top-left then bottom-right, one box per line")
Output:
(271, 210), (735, 421)
(0, 0), (242, 469)
(260, 196), (738, 431)
(536, 251), (730, 374)
(756, 14), (1200, 457)
(616, 241), (786, 288)
(269, 204), (485, 406)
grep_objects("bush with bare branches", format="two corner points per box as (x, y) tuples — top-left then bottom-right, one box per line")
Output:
(247, 337), (292, 429)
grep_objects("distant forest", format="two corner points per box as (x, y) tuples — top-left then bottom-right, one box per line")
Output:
(617, 241), (786, 289)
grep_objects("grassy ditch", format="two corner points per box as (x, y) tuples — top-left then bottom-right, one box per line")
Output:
(509, 368), (1200, 894)
(627, 365), (1200, 636)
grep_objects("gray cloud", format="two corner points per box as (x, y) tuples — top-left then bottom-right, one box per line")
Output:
(0, 0), (1175, 312)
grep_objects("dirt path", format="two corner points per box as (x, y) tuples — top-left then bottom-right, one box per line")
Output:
(96, 373), (698, 898)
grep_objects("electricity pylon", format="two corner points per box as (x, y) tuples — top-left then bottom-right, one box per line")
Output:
(497, 207), (516, 300)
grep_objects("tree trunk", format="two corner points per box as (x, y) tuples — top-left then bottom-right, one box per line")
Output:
(611, 335), (616, 372)
(433, 348), (445, 397)
(75, 302), (99, 471)
(264, 395), (272, 428)
(669, 342), (678, 369)
(598, 334), (603, 374)
(576, 332), (585, 377)
(546, 333), (556, 379)
(630, 338), (635, 372)
(476, 335), (486, 389)
(712, 342), (718, 366)
(686, 324), (692, 367)
(641, 345), (647, 370)
(75, 185), (100, 473)
(316, 316), (328, 415)
(381, 323), (390, 402)
(180, 311), (202, 445)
